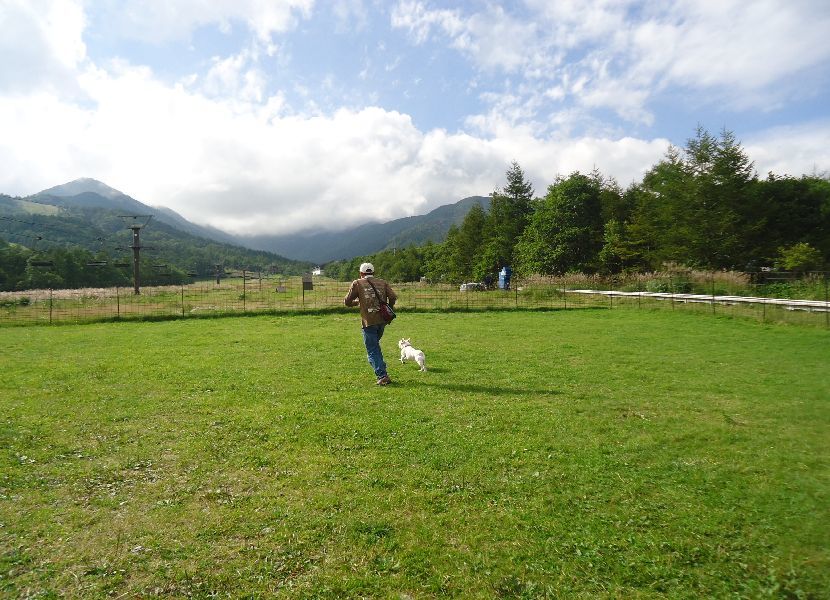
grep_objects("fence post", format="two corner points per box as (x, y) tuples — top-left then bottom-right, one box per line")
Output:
(548, 276), (552, 309)
(49, 288), (53, 324)
(825, 272), (828, 330)
(563, 280), (567, 310)
(670, 275), (675, 310)
(181, 284), (185, 317)
(711, 273), (716, 315)
(116, 286), (120, 319)
(243, 270), (247, 312)
(609, 277), (613, 310)
(760, 273), (766, 323)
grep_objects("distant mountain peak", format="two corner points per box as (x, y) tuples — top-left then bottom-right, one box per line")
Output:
(240, 195), (490, 262)
(37, 178), (127, 200)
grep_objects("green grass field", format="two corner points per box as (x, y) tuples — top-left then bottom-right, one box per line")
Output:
(1, 310), (828, 598)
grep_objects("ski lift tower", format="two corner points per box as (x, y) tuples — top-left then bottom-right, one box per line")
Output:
(119, 215), (153, 295)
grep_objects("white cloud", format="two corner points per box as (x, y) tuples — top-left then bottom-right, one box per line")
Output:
(390, 1), (464, 45)
(4, 71), (825, 238)
(665, 1), (830, 91)
(202, 47), (267, 102)
(394, 0), (830, 127)
(525, 0), (633, 48)
(0, 57), (671, 235)
(94, 0), (314, 45)
(0, 0), (87, 95)
(745, 121), (830, 178)
(392, 1), (539, 73)
(1, 0), (827, 243)
(332, 0), (369, 33)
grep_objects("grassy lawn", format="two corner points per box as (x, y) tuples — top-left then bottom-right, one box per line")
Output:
(1, 310), (828, 598)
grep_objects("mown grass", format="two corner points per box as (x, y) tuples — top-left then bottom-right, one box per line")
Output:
(1, 310), (828, 598)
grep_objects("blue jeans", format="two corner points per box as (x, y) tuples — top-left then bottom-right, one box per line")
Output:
(362, 323), (387, 378)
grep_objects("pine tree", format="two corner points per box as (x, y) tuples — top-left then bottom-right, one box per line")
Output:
(456, 202), (486, 280)
(475, 161), (535, 279)
(623, 127), (759, 270)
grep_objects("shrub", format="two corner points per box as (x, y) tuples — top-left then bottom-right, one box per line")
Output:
(0, 296), (30, 308)
(775, 243), (824, 274)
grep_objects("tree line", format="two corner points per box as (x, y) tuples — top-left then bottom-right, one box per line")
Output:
(0, 236), (310, 291)
(326, 127), (829, 283)
(0, 207), (311, 291)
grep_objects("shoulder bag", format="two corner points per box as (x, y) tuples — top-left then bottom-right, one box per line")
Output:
(365, 278), (396, 324)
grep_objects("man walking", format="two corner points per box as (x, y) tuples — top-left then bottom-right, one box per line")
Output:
(344, 262), (397, 385)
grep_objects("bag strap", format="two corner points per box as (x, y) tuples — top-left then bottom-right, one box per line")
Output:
(364, 278), (387, 305)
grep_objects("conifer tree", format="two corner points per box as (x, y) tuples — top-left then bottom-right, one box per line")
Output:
(475, 161), (534, 280)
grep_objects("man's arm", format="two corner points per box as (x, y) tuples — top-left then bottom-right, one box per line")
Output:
(344, 280), (360, 307)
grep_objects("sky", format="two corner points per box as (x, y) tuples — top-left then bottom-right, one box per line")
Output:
(1, 0), (829, 237)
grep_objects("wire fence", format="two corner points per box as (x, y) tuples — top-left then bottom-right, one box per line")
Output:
(1, 271), (828, 328)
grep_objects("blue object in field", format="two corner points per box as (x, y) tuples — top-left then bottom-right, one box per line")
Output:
(498, 266), (512, 290)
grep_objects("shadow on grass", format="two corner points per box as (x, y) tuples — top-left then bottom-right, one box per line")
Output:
(402, 380), (562, 397)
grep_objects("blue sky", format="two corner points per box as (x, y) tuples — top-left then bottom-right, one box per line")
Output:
(1, 0), (829, 235)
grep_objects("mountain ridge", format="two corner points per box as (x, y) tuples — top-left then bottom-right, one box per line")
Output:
(238, 195), (491, 263)
(8, 179), (489, 263)
(32, 179), (242, 244)
(1, 180), (311, 278)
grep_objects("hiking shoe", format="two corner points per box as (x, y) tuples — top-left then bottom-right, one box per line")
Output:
(376, 375), (392, 386)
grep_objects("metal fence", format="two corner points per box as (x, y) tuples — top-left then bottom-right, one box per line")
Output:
(1, 271), (828, 328)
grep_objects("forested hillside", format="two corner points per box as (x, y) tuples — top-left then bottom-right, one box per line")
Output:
(326, 127), (830, 282)
(0, 196), (310, 291)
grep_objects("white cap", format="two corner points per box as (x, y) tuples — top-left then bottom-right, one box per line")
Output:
(359, 262), (374, 274)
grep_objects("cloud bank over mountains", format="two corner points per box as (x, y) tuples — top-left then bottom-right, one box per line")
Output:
(1, 0), (828, 236)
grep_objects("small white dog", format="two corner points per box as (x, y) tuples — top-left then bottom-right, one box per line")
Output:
(398, 338), (427, 371)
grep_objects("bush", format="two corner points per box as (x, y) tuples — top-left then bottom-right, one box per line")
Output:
(643, 279), (693, 294)
(0, 296), (30, 308)
(760, 276), (827, 301)
(774, 243), (824, 273)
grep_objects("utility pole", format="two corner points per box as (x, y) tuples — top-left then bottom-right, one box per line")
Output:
(119, 215), (153, 295)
